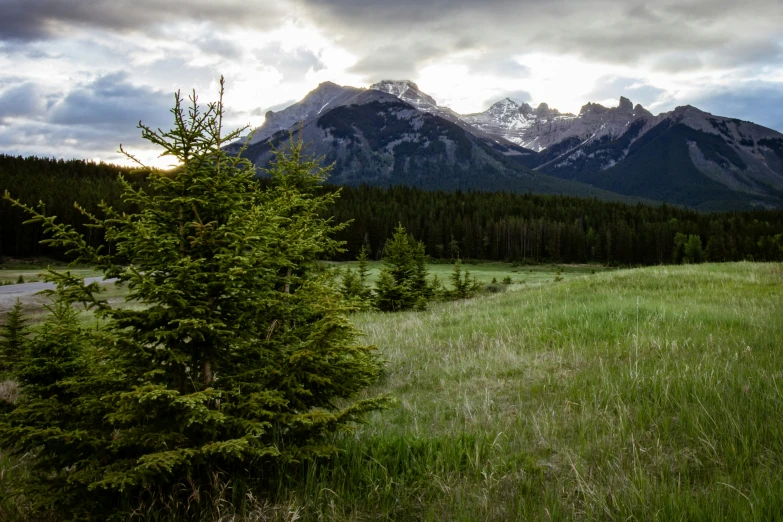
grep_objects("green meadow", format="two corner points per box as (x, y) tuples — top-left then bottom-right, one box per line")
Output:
(270, 262), (783, 521)
(2, 262), (783, 520)
(0, 265), (101, 285)
(331, 260), (612, 286)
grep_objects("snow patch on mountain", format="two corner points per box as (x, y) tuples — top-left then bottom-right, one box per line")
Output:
(247, 81), (361, 145)
(370, 80), (463, 123)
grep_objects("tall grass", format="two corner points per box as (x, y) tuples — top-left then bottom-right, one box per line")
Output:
(277, 262), (783, 520)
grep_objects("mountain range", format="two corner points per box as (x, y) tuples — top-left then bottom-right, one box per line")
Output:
(228, 80), (783, 210)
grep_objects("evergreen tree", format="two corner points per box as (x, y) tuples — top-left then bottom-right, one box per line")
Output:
(684, 234), (704, 264)
(6, 153), (783, 266)
(1, 79), (387, 520)
(412, 238), (431, 299)
(375, 223), (428, 311)
(0, 298), (27, 377)
(429, 273), (446, 300)
(447, 259), (482, 300)
(0, 290), (98, 516)
(340, 266), (362, 299)
(757, 234), (783, 261)
(705, 235), (727, 262)
(447, 235), (460, 260)
(673, 232), (687, 264)
(338, 246), (374, 310)
(356, 245), (371, 291)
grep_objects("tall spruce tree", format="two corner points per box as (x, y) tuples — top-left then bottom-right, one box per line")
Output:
(1, 79), (386, 520)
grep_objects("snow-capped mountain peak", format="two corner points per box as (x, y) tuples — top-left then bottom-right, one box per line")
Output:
(370, 80), (438, 108)
(493, 97), (520, 109)
(369, 79), (465, 124)
(461, 98), (577, 150)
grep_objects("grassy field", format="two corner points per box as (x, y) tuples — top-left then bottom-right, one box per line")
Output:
(2, 262), (782, 520)
(268, 262), (783, 521)
(0, 260), (603, 288)
(0, 258), (102, 285)
(0, 267), (102, 285)
(331, 260), (611, 287)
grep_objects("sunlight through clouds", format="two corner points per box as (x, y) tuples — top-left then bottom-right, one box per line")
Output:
(0, 0), (781, 163)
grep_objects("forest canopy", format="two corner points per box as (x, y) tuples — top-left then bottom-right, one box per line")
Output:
(1, 154), (782, 265)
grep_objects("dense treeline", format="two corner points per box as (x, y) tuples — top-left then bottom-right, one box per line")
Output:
(0, 155), (144, 260)
(331, 185), (783, 264)
(2, 154), (782, 264)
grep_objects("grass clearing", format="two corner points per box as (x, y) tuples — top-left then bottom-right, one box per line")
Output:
(273, 262), (783, 520)
(330, 260), (611, 286)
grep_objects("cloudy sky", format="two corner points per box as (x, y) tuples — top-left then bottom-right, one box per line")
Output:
(1, 0), (782, 166)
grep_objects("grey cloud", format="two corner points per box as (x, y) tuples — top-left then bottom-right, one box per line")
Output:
(0, 75), (181, 161)
(253, 44), (327, 79)
(251, 100), (298, 117)
(296, 0), (783, 72)
(650, 54), (705, 74)
(0, 0), (288, 41)
(0, 125), (162, 166)
(467, 55), (531, 78)
(0, 120), (149, 153)
(690, 83), (783, 133)
(49, 72), (172, 130)
(479, 90), (532, 110)
(0, 82), (46, 121)
(196, 36), (244, 61)
(711, 41), (783, 68)
(0, 40), (62, 59)
(350, 44), (447, 79)
(585, 77), (666, 108)
(135, 57), (217, 92)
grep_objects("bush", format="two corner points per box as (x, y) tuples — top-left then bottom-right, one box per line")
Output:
(483, 282), (507, 294)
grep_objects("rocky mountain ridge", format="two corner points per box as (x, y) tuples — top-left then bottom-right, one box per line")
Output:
(232, 80), (783, 210)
